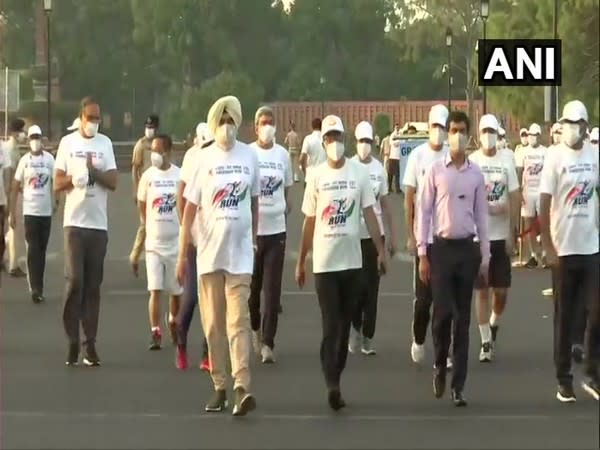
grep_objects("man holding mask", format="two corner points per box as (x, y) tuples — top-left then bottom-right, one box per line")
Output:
(403, 104), (449, 366)
(417, 110), (489, 407)
(177, 96), (259, 416)
(540, 100), (600, 402)
(296, 115), (387, 410)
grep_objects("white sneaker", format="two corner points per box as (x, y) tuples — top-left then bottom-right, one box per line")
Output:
(252, 331), (262, 355)
(542, 288), (553, 296)
(348, 327), (361, 354)
(260, 345), (275, 364)
(361, 337), (376, 355)
(446, 357), (453, 370)
(479, 342), (492, 362)
(411, 341), (425, 363)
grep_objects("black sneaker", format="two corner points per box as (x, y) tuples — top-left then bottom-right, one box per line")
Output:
(582, 379), (600, 401)
(490, 325), (499, 343)
(479, 342), (492, 362)
(148, 329), (162, 351)
(451, 390), (467, 407)
(524, 257), (538, 269)
(31, 293), (44, 304)
(9, 267), (27, 278)
(571, 345), (584, 364)
(556, 384), (576, 403)
(327, 388), (346, 411)
(205, 390), (228, 412)
(232, 387), (256, 416)
(433, 369), (446, 399)
(65, 343), (79, 366)
(83, 344), (101, 367)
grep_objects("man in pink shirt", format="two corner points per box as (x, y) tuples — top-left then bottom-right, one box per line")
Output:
(417, 110), (490, 407)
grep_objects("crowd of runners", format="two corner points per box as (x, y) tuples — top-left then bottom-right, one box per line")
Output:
(1, 94), (598, 416)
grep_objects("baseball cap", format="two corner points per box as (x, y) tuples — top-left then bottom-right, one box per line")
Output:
(321, 115), (344, 136)
(27, 125), (42, 137)
(145, 114), (159, 128)
(195, 122), (213, 145)
(590, 127), (599, 142)
(479, 114), (499, 132)
(428, 104), (448, 127)
(354, 121), (373, 141)
(498, 126), (506, 137)
(519, 127), (528, 136)
(67, 117), (81, 131)
(559, 100), (588, 123)
(528, 123), (542, 135)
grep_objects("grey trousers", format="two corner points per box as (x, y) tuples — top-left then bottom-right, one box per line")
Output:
(62, 226), (108, 346)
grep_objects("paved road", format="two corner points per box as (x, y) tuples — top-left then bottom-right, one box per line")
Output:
(1, 174), (598, 449)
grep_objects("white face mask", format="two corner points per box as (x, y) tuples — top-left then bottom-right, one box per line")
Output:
(356, 142), (371, 160)
(150, 152), (164, 168)
(83, 121), (99, 138)
(29, 140), (42, 153)
(258, 124), (276, 144)
(215, 124), (237, 150)
(429, 127), (445, 147)
(325, 141), (345, 162)
(145, 128), (155, 139)
(527, 135), (539, 147)
(448, 132), (467, 153)
(561, 123), (582, 147)
(480, 132), (497, 150)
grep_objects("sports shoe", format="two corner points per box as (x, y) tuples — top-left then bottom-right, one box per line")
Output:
(175, 345), (188, 370)
(479, 342), (492, 362)
(361, 337), (376, 355)
(205, 390), (228, 412)
(556, 384), (576, 403)
(411, 341), (425, 363)
(348, 327), (361, 354)
(451, 390), (467, 407)
(8, 267), (26, 278)
(581, 378), (600, 401)
(433, 369), (446, 399)
(252, 330), (262, 355)
(490, 324), (499, 343)
(525, 257), (538, 269)
(261, 345), (275, 364)
(327, 388), (346, 411)
(232, 387), (256, 416)
(83, 344), (100, 367)
(148, 329), (162, 350)
(542, 288), (553, 296)
(200, 356), (211, 373)
(65, 343), (79, 366)
(446, 357), (453, 370)
(31, 293), (44, 304)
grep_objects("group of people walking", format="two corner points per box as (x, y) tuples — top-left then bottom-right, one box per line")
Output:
(2, 94), (598, 416)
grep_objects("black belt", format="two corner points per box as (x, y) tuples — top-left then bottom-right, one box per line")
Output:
(433, 235), (475, 245)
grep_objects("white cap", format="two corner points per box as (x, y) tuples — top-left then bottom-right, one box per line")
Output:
(551, 122), (562, 133)
(519, 127), (528, 136)
(528, 123), (542, 135)
(195, 122), (213, 146)
(559, 100), (588, 123)
(354, 121), (373, 141)
(67, 117), (81, 131)
(27, 125), (42, 137)
(428, 104), (448, 127)
(321, 115), (344, 136)
(498, 126), (506, 137)
(479, 114), (499, 132)
(591, 127), (599, 142)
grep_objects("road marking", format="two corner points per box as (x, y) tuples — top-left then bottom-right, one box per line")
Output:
(106, 289), (412, 298)
(1, 410), (595, 422)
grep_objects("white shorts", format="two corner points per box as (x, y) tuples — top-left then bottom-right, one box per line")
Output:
(145, 251), (183, 295)
(521, 193), (540, 218)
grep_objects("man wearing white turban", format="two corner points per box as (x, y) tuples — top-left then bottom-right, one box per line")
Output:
(177, 96), (260, 416)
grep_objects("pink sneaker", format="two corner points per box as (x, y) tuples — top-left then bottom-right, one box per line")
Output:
(200, 357), (211, 373)
(176, 345), (188, 370)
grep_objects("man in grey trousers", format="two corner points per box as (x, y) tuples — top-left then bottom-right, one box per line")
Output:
(54, 96), (118, 366)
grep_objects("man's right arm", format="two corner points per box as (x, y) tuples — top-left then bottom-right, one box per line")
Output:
(416, 165), (436, 257)
(131, 140), (142, 198)
(299, 137), (309, 175)
(53, 143), (73, 193)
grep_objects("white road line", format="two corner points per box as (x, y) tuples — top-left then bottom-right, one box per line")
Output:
(106, 289), (412, 298)
(1, 411), (594, 422)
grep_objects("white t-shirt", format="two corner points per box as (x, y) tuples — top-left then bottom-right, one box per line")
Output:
(302, 159), (376, 273)
(14, 151), (55, 216)
(539, 143), (599, 256)
(250, 142), (293, 236)
(301, 131), (326, 179)
(55, 131), (117, 230)
(389, 135), (402, 160)
(351, 156), (387, 239)
(500, 148), (516, 166)
(402, 142), (448, 243)
(516, 145), (546, 196)
(469, 150), (519, 241)
(138, 164), (181, 257)
(0, 143), (12, 206)
(184, 141), (260, 275)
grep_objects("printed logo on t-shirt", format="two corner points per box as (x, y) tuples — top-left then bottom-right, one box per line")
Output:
(526, 163), (543, 176)
(260, 176), (283, 198)
(213, 181), (248, 209)
(321, 198), (356, 226)
(152, 193), (176, 214)
(28, 173), (50, 189)
(566, 181), (594, 207)
(486, 181), (506, 202)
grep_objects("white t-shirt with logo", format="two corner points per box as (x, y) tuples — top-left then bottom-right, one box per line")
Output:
(302, 159), (376, 273)
(138, 164), (181, 258)
(469, 150), (519, 241)
(14, 151), (55, 216)
(55, 132), (117, 230)
(540, 143), (599, 256)
(184, 141), (260, 275)
(402, 142), (448, 243)
(301, 131), (326, 179)
(516, 145), (546, 197)
(250, 142), (293, 236)
(0, 143), (12, 206)
(351, 156), (387, 239)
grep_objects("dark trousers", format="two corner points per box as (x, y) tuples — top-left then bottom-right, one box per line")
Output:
(24, 215), (52, 295)
(176, 244), (208, 355)
(387, 159), (400, 193)
(0, 205), (5, 268)
(249, 232), (286, 349)
(352, 238), (381, 339)
(62, 226), (108, 346)
(430, 237), (480, 392)
(413, 247), (433, 344)
(315, 269), (361, 390)
(552, 253), (600, 384)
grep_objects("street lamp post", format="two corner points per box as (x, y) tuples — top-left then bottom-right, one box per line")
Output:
(445, 28), (453, 111)
(44, 0), (52, 139)
(551, 0), (559, 121)
(319, 76), (325, 117)
(480, 0), (489, 114)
